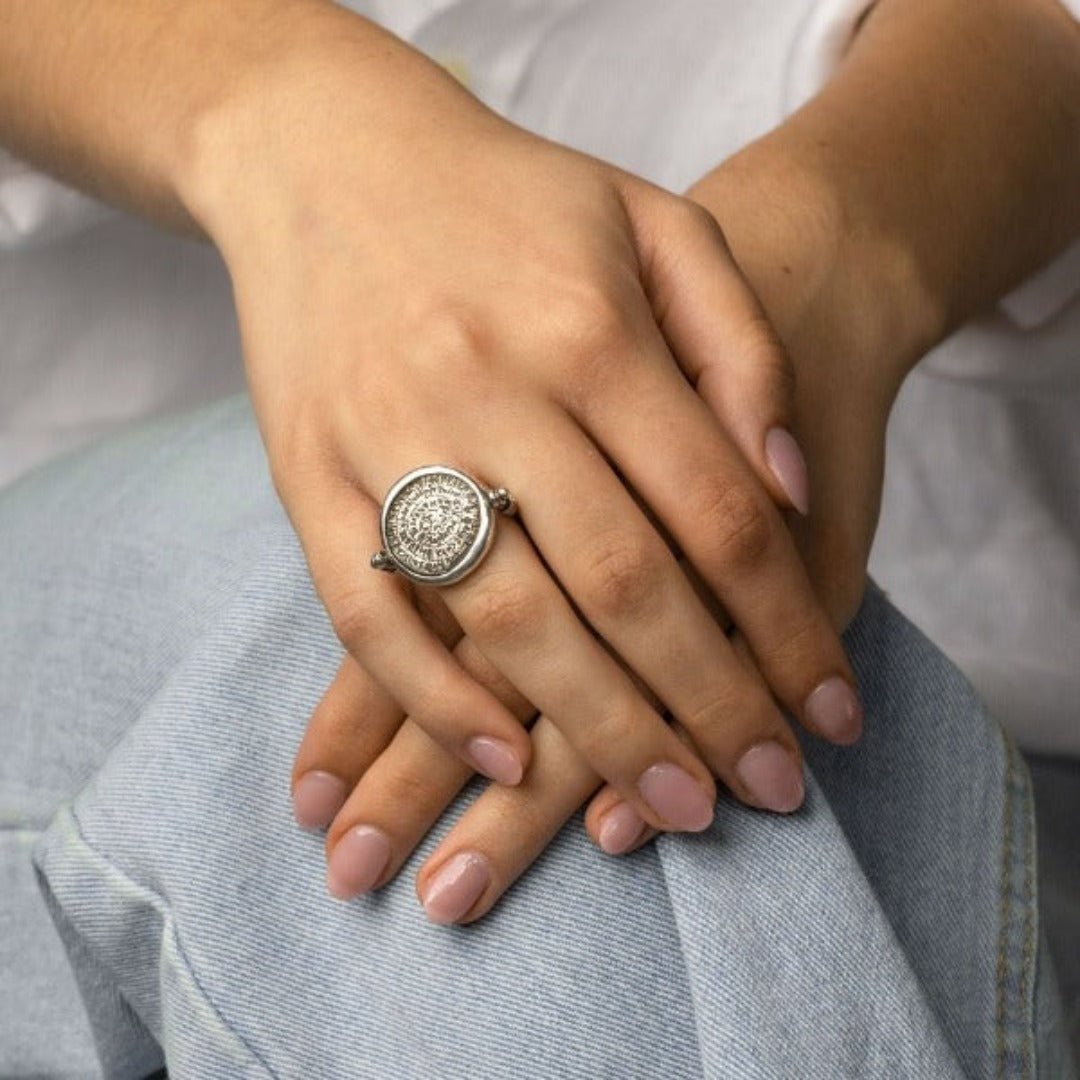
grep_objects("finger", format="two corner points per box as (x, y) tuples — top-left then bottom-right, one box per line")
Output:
(487, 416), (807, 815)
(584, 703), (806, 858)
(441, 514), (719, 834)
(291, 588), (468, 830)
(585, 717), (703, 856)
(282, 464), (533, 783)
(554, 275), (862, 746)
(585, 784), (658, 856)
(412, 588), (467, 649)
(323, 636), (538, 899)
(625, 186), (809, 515)
(325, 720), (471, 899)
(415, 717), (601, 925)
(291, 654), (402, 830)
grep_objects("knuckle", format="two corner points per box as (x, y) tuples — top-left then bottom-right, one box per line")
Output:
(550, 281), (628, 353)
(580, 532), (664, 622)
(506, 798), (562, 843)
(682, 682), (743, 734)
(760, 614), (825, 678)
(411, 299), (495, 367)
(407, 663), (465, 729)
(573, 701), (635, 764)
(380, 764), (440, 812)
(738, 317), (796, 402)
(328, 590), (380, 653)
(461, 572), (546, 646)
(577, 701), (672, 782)
(547, 291), (635, 409)
(674, 195), (724, 239)
(687, 685), (779, 749)
(395, 298), (500, 399)
(264, 402), (331, 505)
(697, 477), (773, 572)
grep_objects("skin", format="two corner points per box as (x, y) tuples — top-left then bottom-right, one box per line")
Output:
(1, 2), (862, 832)
(2, 0), (1078, 921)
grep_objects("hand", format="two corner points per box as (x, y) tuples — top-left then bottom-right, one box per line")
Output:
(288, 129), (899, 921)
(289, 0), (1080, 919)
(290, 341), (884, 918)
(202, 24), (861, 840)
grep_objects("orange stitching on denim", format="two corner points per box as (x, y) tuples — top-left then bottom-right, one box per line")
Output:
(1019, 749), (1036, 1080)
(996, 738), (1039, 1080)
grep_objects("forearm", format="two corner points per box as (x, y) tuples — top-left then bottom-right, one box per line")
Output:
(686, 0), (1079, 622)
(0, 0), (455, 235)
(694, 0), (1080, 399)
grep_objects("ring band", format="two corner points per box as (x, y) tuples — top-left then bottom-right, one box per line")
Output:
(371, 465), (516, 586)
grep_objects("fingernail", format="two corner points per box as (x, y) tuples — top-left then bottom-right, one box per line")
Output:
(421, 852), (490, 924)
(637, 763), (714, 832)
(292, 771), (348, 830)
(805, 676), (863, 744)
(765, 427), (810, 516)
(598, 802), (647, 855)
(735, 742), (805, 813)
(326, 825), (392, 900)
(466, 736), (524, 785)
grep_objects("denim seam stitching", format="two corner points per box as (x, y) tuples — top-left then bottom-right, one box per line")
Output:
(997, 738), (1015, 1079)
(1020, 750), (1037, 1080)
(995, 738), (1038, 1080)
(51, 806), (280, 1079)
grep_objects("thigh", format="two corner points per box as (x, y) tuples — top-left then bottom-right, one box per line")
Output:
(4, 398), (1072, 1079)
(0, 395), (279, 1078)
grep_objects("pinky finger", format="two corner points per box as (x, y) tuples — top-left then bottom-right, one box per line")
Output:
(584, 786), (658, 857)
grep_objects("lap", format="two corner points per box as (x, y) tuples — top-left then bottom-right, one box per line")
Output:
(1, 397), (1072, 1078)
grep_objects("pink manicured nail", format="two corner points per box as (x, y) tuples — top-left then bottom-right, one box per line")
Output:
(598, 803), (646, 855)
(765, 427), (810, 516)
(292, 771), (348, 831)
(637, 764), (714, 832)
(421, 852), (491, 924)
(326, 826), (392, 900)
(735, 742), (806, 813)
(466, 736), (524, 785)
(805, 676), (863, 744)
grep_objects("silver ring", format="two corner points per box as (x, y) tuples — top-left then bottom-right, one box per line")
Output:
(370, 465), (516, 586)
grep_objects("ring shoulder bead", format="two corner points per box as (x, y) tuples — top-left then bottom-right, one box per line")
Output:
(487, 488), (516, 515)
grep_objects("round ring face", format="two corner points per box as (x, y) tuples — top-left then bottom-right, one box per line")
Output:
(380, 467), (494, 585)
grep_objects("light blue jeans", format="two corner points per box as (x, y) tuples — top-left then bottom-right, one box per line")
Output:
(0, 397), (1075, 1079)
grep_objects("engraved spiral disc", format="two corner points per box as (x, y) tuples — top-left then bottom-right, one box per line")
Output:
(381, 467), (493, 584)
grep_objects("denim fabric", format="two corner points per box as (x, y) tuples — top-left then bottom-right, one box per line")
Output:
(0, 396), (1075, 1078)
(1029, 755), (1080, 1052)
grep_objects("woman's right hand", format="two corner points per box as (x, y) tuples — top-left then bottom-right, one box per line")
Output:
(189, 9), (861, 837)
(289, 139), (898, 918)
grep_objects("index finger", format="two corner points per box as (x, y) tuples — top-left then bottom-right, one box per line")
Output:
(558, 296), (861, 746)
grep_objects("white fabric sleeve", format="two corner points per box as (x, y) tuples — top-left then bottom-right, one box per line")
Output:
(0, 150), (114, 249)
(784, 0), (1080, 388)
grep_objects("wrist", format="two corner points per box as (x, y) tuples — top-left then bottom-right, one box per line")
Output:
(689, 138), (939, 419)
(175, 1), (481, 252)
